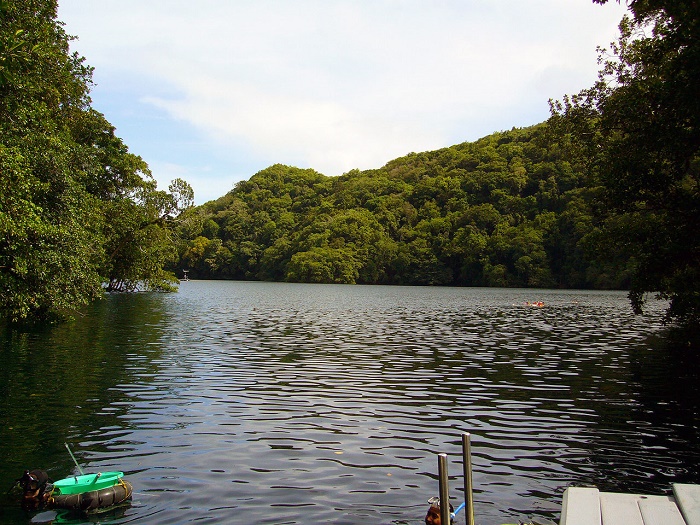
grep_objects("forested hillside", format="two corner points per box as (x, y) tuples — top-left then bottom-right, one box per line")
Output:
(173, 124), (629, 289)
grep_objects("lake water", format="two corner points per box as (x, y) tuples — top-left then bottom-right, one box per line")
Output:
(1, 282), (699, 525)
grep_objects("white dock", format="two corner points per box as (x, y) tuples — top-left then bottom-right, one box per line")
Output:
(560, 484), (700, 525)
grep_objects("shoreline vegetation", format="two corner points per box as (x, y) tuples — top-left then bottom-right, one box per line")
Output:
(1, 0), (697, 333)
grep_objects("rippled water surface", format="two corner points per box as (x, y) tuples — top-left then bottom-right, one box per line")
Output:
(1, 282), (699, 524)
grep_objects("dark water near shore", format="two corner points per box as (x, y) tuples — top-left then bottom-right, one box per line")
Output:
(1, 282), (699, 524)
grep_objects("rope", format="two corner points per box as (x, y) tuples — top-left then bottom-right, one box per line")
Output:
(117, 478), (130, 497)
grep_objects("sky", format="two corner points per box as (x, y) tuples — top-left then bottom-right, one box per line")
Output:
(57, 1), (629, 204)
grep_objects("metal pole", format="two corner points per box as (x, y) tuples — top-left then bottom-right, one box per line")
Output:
(438, 453), (450, 525)
(462, 433), (475, 525)
(64, 442), (85, 475)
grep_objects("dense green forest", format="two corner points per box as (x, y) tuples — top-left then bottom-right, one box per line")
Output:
(0, 0), (193, 322)
(172, 124), (624, 290)
(553, 0), (699, 328)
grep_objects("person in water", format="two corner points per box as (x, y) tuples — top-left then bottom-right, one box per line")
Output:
(15, 470), (50, 510)
(425, 497), (454, 525)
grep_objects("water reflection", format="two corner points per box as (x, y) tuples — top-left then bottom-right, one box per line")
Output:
(1, 283), (698, 525)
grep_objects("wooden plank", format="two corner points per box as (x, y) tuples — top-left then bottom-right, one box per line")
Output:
(560, 487), (601, 525)
(599, 493), (644, 525)
(638, 495), (686, 525)
(674, 484), (700, 525)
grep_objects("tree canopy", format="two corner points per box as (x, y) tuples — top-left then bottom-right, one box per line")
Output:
(551, 0), (699, 328)
(0, 0), (193, 322)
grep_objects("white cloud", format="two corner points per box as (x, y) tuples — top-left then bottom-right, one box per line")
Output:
(58, 0), (628, 202)
(144, 75), (444, 176)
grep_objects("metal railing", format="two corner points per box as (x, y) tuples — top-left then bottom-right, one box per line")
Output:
(436, 432), (475, 525)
